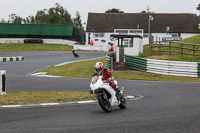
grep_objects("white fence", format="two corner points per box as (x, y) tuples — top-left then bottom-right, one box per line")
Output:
(146, 59), (198, 77)
(124, 55), (200, 77)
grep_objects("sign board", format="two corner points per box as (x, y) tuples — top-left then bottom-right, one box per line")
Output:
(162, 37), (182, 41)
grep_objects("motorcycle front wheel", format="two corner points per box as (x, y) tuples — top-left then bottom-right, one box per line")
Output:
(97, 93), (112, 113)
(118, 96), (126, 109)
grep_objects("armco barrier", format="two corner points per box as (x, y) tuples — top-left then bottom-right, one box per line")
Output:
(124, 55), (147, 72)
(198, 63), (200, 77)
(124, 55), (200, 77)
(147, 59), (198, 77)
(0, 56), (24, 62)
(106, 54), (113, 71)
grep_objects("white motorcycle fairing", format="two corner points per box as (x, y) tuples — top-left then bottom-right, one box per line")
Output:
(90, 76), (119, 106)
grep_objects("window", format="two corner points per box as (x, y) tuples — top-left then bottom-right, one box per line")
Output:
(129, 30), (142, 34)
(171, 33), (178, 37)
(143, 33), (149, 37)
(124, 39), (129, 45)
(115, 30), (128, 35)
(94, 33), (99, 37)
(100, 33), (104, 37)
(94, 33), (104, 37)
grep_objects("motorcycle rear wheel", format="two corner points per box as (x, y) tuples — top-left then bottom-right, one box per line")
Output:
(97, 94), (112, 113)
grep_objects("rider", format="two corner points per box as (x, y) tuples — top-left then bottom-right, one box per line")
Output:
(93, 62), (119, 93)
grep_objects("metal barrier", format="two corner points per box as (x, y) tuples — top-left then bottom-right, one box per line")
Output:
(106, 54), (113, 71)
(124, 55), (147, 72)
(198, 63), (200, 77)
(124, 55), (200, 77)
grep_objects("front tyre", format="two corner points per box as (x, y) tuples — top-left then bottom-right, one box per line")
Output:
(97, 94), (112, 113)
(118, 96), (126, 109)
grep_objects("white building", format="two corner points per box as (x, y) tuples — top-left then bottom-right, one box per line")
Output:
(84, 13), (200, 51)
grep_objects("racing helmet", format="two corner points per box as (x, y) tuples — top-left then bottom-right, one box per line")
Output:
(95, 62), (104, 75)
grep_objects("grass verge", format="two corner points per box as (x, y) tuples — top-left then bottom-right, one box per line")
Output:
(38, 58), (200, 82)
(0, 92), (96, 105)
(0, 43), (73, 52)
(38, 58), (106, 78)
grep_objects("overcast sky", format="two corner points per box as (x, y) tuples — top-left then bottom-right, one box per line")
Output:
(0, 0), (199, 25)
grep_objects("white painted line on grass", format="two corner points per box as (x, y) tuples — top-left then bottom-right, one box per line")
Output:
(77, 100), (96, 104)
(40, 103), (59, 106)
(2, 105), (21, 108)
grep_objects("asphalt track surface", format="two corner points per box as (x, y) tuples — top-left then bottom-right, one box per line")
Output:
(0, 51), (200, 133)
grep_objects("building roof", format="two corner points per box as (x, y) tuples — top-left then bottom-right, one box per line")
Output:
(86, 13), (200, 33)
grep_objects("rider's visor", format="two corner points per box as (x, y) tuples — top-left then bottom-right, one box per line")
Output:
(95, 68), (102, 72)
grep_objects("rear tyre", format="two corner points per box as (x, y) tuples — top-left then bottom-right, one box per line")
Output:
(97, 94), (112, 113)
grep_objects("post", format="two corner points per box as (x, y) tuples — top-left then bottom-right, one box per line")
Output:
(169, 42), (171, 55)
(118, 38), (119, 47)
(150, 38), (152, 51)
(121, 38), (123, 47)
(181, 43), (183, 56)
(148, 15), (153, 45)
(193, 44), (195, 56)
(0, 70), (6, 95)
(148, 15), (151, 38)
(156, 36), (157, 45)
(159, 40), (161, 54)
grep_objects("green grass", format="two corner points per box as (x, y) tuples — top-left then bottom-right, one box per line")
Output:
(38, 57), (200, 82)
(39, 58), (106, 78)
(0, 92), (96, 105)
(182, 35), (200, 44)
(0, 43), (73, 52)
(113, 70), (200, 82)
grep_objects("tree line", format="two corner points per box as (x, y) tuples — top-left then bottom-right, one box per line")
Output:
(0, 3), (156, 33)
(0, 3), (84, 32)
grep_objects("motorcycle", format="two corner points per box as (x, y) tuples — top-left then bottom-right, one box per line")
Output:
(90, 75), (126, 113)
(72, 50), (79, 58)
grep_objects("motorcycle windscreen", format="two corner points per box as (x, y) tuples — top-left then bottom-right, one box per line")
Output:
(91, 75), (103, 91)
(91, 75), (99, 84)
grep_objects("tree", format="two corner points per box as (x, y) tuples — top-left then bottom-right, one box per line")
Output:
(73, 11), (84, 31)
(105, 8), (124, 13)
(197, 4), (200, 11)
(23, 16), (35, 24)
(197, 4), (200, 17)
(140, 10), (147, 13)
(3, 3), (85, 32)
(8, 14), (23, 24)
(33, 3), (72, 25)
(0, 18), (7, 23)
